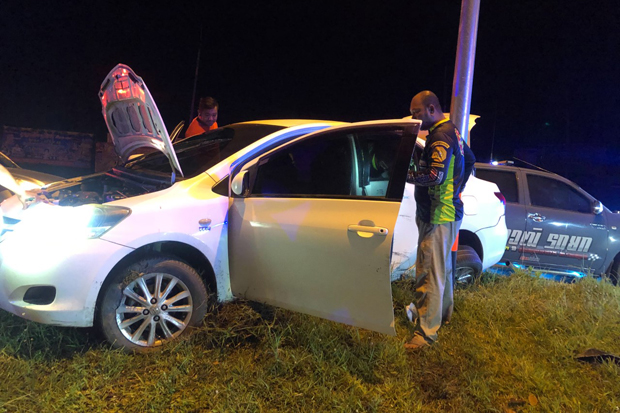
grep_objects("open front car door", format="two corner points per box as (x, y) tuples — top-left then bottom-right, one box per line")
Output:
(227, 120), (420, 335)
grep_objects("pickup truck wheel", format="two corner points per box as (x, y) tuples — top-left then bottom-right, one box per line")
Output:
(610, 259), (620, 286)
(97, 257), (209, 353)
(455, 245), (482, 285)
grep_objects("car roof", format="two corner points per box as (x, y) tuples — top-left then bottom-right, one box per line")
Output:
(233, 119), (347, 128)
(475, 162), (521, 171)
(475, 162), (569, 180)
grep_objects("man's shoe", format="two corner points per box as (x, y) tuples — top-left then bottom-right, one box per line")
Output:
(442, 304), (454, 325)
(404, 334), (431, 350)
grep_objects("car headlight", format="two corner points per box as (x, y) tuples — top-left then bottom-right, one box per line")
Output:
(11, 203), (131, 241)
(1, 204), (132, 275)
(83, 205), (132, 238)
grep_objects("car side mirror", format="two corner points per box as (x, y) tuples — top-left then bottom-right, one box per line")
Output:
(231, 170), (249, 197)
(592, 200), (604, 215)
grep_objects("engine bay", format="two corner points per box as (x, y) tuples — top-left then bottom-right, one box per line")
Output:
(42, 168), (173, 207)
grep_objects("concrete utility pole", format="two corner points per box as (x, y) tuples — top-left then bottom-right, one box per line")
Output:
(449, 0), (481, 145)
(189, 27), (203, 126)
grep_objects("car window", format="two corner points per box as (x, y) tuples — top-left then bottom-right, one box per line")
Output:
(527, 174), (591, 213)
(126, 124), (284, 179)
(252, 128), (403, 198)
(475, 169), (519, 203)
(212, 176), (228, 196)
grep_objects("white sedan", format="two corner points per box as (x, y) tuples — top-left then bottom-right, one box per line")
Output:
(0, 65), (506, 351)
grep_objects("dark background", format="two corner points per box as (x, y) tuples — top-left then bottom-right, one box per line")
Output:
(1, 1), (618, 208)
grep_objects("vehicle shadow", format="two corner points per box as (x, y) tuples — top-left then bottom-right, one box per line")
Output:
(0, 300), (277, 360)
(0, 311), (104, 360)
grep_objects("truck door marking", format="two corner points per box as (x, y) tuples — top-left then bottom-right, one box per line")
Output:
(544, 234), (592, 252)
(507, 229), (542, 247)
(507, 229), (593, 253)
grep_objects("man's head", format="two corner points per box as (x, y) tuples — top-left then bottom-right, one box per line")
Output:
(409, 91), (445, 130)
(197, 96), (219, 127)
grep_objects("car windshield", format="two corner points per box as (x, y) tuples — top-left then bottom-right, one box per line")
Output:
(125, 124), (284, 178)
(0, 152), (19, 169)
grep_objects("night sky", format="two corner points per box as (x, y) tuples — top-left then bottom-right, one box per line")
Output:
(1, 1), (619, 207)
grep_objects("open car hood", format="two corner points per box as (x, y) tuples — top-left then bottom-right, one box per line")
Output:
(99, 64), (184, 177)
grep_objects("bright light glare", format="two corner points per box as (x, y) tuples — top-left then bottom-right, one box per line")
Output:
(16, 179), (42, 192)
(2, 204), (130, 274)
(550, 222), (568, 227)
(491, 161), (498, 166)
(0, 164), (24, 197)
(151, 138), (165, 150)
(249, 221), (270, 228)
(2, 204), (95, 274)
(15, 203), (94, 239)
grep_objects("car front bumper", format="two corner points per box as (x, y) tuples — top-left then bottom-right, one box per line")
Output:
(0, 236), (133, 327)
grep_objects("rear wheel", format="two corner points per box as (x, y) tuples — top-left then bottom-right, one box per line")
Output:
(97, 257), (209, 352)
(455, 245), (482, 285)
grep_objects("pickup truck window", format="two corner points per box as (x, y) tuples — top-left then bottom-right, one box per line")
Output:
(527, 174), (590, 213)
(475, 169), (519, 203)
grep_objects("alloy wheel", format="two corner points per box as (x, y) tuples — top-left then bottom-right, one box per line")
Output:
(115, 272), (193, 347)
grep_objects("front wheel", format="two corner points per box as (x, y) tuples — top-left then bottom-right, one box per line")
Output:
(455, 245), (482, 285)
(609, 259), (620, 286)
(97, 257), (209, 352)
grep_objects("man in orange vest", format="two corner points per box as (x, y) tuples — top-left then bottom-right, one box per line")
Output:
(185, 96), (219, 138)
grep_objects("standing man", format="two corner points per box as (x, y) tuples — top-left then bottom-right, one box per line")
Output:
(405, 90), (475, 349)
(185, 96), (219, 138)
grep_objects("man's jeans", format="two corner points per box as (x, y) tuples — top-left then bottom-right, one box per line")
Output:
(413, 217), (461, 343)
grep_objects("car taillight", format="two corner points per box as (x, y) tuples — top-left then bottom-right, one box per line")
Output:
(100, 65), (146, 105)
(494, 192), (506, 206)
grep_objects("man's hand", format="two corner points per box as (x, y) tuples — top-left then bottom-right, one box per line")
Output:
(20, 189), (51, 209)
(407, 169), (416, 183)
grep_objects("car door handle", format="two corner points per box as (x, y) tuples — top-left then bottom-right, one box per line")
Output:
(348, 225), (389, 236)
(527, 213), (546, 222)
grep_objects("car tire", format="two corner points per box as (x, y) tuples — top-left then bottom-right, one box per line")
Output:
(97, 256), (209, 352)
(610, 259), (620, 286)
(455, 245), (482, 285)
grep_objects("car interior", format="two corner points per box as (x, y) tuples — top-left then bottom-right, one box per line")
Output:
(252, 130), (402, 199)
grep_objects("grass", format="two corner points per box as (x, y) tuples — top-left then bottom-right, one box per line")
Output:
(1, 270), (620, 412)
